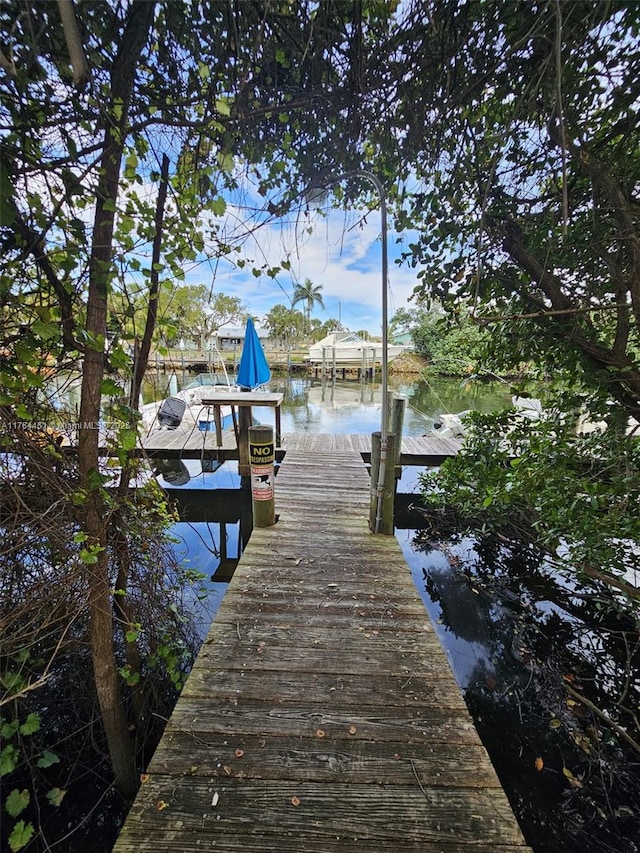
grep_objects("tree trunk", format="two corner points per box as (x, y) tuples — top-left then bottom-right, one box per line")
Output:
(112, 153), (171, 725)
(77, 0), (155, 802)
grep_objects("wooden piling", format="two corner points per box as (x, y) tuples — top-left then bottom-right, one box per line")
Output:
(237, 406), (252, 475)
(369, 430), (396, 534)
(391, 395), (407, 468)
(249, 424), (276, 527)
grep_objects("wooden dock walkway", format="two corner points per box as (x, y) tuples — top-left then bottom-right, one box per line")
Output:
(114, 444), (531, 852)
(137, 431), (463, 465)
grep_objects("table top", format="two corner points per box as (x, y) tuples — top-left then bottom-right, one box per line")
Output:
(200, 391), (284, 407)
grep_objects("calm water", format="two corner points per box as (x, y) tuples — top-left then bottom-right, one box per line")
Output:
(159, 374), (514, 625)
(159, 373), (639, 853)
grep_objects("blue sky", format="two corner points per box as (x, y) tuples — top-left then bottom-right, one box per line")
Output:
(178, 186), (423, 337)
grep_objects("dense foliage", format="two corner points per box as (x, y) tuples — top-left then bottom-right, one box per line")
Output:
(382, 2), (640, 421)
(0, 2), (378, 848)
(391, 305), (496, 376)
(422, 401), (640, 607)
(1, 0), (639, 849)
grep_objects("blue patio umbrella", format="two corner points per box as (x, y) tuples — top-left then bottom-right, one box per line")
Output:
(236, 317), (271, 389)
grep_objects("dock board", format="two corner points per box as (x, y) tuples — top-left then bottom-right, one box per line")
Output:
(113, 447), (531, 852)
(137, 431), (462, 465)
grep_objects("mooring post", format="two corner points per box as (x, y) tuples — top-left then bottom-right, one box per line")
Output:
(369, 430), (396, 534)
(249, 424), (276, 527)
(236, 405), (253, 477)
(391, 394), (407, 471)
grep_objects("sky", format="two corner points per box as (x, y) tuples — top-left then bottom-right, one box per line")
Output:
(177, 186), (423, 337)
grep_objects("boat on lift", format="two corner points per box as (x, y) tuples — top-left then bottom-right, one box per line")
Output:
(307, 331), (411, 367)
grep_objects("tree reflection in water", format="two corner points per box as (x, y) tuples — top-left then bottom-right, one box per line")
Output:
(406, 527), (640, 853)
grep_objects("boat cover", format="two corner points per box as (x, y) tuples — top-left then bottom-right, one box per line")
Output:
(157, 396), (186, 429)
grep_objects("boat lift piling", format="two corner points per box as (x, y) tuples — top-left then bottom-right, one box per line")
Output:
(391, 394), (407, 469)
(369, 430), (396, 535)
(249, 424), (276, 528)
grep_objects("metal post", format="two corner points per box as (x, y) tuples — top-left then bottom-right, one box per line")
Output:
(356, 171), (390, 534)
(309, 170), (391, 533)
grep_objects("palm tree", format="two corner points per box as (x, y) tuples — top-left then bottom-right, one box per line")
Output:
(292, 278), (324, 335)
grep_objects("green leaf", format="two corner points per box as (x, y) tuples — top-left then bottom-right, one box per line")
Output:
(19, 713), (40, 736)
(46, 787), (66, 807)
(217, 151), (234, 173)
(1, 720), (20, 739)
(5, 789), (30, 817)
(101, 378), (123, 396)
(79, 549), (99, 565)
(119, 429), (137, 452)
(210, 196), (226, 216)
(8, 820), (35, 852)
(112, 98), (124, 122)
(215, 97), (231, 116)
(36, 750), (60, 769)
(1, 671), (26, 693)
(1, 744), (19, 776)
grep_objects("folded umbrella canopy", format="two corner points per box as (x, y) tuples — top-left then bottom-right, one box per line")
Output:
(236, 317), (271, 389)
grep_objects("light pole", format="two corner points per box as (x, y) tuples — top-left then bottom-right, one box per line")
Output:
(308, 170), (391, 534)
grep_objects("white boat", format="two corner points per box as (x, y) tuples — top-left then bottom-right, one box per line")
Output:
(139, 373), (236, 435)
(430, 411), (469, 439)
(307, 331), (411, 366)
(430, 396), (543, 440)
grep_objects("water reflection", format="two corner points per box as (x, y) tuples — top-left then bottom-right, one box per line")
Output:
(144, 372), (515, 436)
(397, 521), (640, 853)
(154, 374), (515, 637)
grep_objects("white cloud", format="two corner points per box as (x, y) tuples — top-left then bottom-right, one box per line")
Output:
(182, 197), (422, 334)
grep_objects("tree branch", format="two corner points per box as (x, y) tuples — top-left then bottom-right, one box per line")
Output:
(57, 0), (90, 91)
(503, 226), (640, 416)
(565, 682), (640, 756)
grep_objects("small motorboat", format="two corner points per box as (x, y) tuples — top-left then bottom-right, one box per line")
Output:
(429, 396), (543, 440)
(140, 374), (236, 435)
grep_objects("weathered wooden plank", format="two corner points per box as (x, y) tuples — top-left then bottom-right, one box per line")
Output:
(226, 557), (419, 578)
(115, 779), (528, 847)
(115, 834), (526, 853)
(162, 697), (480, 744)
(211, 606), (432, 632)
(201, 622), (436, 650)
(180, 670), (468, 711)
(189, 641), (452, 678)
(147, 731), (503, 787)
(219, 585), (428, 610)
(211, 618), (436, 644)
